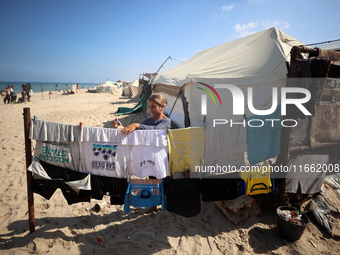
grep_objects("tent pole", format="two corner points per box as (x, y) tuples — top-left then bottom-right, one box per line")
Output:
(23, 107), (35, 233)
(155, 56), (172, 75)
(169, 87), (183, 117)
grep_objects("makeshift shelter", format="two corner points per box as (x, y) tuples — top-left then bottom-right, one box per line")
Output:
(129, 79), (143, 98)
(152, 27), (304, 128)
(277, 45), (340, 197)
(151, 27), (305, 169)
(97, 81), (122, 95)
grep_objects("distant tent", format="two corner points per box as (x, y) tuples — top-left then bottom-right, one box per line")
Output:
(152, 27), (304, 128)
(129, 80), (142, 98)
(97, 81), (121, 95)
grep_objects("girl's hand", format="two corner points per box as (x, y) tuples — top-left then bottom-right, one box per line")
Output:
(121, 123), (140, 134)
(112, 118), (123, 129)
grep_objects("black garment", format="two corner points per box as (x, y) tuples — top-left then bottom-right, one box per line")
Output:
(39, 160), (88, 181)
(91, 175), (128, 205)
(30, 161), (91, 205)
(200, 176), (239, 202)
(30, 179), (91, 205)
(163, 178), (201, 217)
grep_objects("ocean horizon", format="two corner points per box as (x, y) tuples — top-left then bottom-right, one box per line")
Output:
(0, 81), (99, 93)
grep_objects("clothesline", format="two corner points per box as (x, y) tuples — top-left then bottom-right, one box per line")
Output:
(23, 109), (277, 233)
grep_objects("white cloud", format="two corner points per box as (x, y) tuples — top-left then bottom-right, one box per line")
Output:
(282, 22), (290, 29)
(221, 4), (235, 11)
(234, 22), (258, 37)
(234, 22), (258, 32)
(233, 20), (290, 37)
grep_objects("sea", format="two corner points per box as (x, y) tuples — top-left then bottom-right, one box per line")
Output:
(0, 81), (98, 93)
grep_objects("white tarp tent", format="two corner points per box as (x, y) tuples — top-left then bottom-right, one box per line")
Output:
(152, 27), (304, 128)
(97, 81), (122, 95)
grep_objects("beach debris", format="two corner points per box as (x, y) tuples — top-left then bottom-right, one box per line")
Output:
(305, 194), (334, 234)
(215, 195), (261, 225)
(277, 209), (305, 225)
(98, 236), (105, 245)
(277, 209), (292, 221)
(310, 240), (317, 248)
(94, 201), (107, 212)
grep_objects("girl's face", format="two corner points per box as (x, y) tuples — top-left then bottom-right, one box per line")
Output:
(148, 100), (164, 118)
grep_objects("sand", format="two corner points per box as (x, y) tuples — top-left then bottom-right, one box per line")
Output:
(0, 89), (340, 254)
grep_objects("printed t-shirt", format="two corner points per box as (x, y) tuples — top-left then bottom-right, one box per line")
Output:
(121, 130), (169, 179)
(29, 119), (81, 170)
(79, 126), (128, 178)
(167, 127), (205, 177)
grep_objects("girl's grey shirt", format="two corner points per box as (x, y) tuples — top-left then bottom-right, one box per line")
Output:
(139, 117), (171, 130)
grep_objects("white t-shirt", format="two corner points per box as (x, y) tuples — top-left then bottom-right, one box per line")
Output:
(121, 130), (169, 179)
(79, 126), (128, 178)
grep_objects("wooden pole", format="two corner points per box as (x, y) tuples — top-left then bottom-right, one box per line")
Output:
(23, 107), (35, 233)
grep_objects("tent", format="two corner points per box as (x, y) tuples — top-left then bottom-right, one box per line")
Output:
(152, 27), (304, 128)
(97, 81), (122, 95)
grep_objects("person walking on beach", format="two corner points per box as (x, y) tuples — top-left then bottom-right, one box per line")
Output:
(25, 83), (32, 102)
(21, 84), (26, 102)
(3, 85), (11, 104)
(10, 86), (17, 103)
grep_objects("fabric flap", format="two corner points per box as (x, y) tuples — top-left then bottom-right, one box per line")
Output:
(121, 130), (167, 147)
(29, 119), (81, 142)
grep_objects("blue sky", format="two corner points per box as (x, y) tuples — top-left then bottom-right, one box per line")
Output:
(0, 0), (339, 83)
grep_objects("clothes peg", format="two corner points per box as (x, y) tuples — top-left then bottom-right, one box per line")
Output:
(79, 122), (83, 130)
(204, 122), (207, 131)
(166, 126), (170, 134)
(127, 175), (130, 183)
(33, 115), (38, 124)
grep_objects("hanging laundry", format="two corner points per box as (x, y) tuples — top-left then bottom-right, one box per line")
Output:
(163, 178), (201, 217)
(91, 175), (128, 205)
(79, 126), (129, 178)
(28, 158), (91, 205)
(121, 130), (169, 179)
(29, 119), (82, 170)
(246, 105), (281, 165)
(200, 172), (240, 201)
(239, 165), (272, 196)
(167, 127), (205, 177)
(286, 153), (329, 194)
(29, 119), (82, 142)
(205, 124), (246, 169)
(34, 140), (81, 171)
(124, 179), (165, 213)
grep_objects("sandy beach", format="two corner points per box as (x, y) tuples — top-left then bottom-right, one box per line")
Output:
(1, 89), (340, 254)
